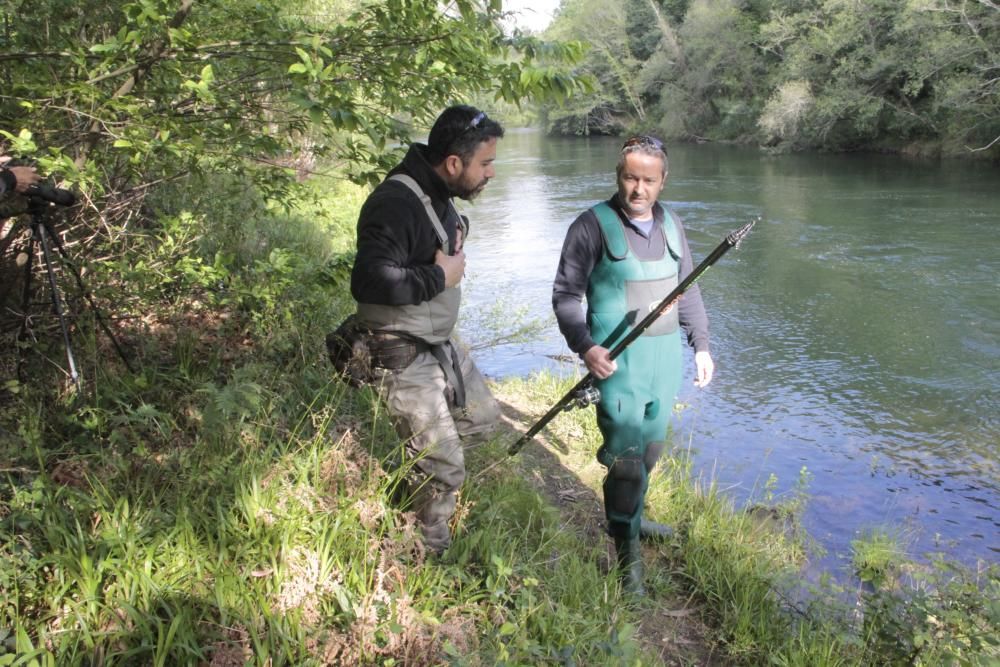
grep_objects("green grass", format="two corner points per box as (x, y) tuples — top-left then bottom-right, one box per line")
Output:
(851, 527), (909, 588)
(0, 368), (653, 664)
(2, 175), (996, 665)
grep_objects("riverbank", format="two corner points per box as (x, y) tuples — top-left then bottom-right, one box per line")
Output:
(4, 361), (994, 664)
(463, 132), (1000, 571)
(1, 177), (995, 664)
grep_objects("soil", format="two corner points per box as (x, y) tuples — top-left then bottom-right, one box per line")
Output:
(491, 388), (728, 666)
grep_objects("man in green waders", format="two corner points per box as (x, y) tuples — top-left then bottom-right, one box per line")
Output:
(552, 136), (715, 595)
(350, 106), (504, 554)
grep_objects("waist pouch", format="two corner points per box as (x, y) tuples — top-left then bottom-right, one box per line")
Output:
(368, 333), (467, 408)
(325, 315), (373, 387)
(326, 316), (424, 380)
(367, 332), (427, 370)
(326, 319), (466, 407)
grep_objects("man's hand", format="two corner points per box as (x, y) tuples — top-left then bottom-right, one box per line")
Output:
(694, 350), (715, 388)
(435, 248), (466, 288)
(583, 345), (617, 379)
(10, 166), (41, 192)
(0, 157), (41, 193)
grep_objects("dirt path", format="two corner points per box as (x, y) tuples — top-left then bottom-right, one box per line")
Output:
(491, 388), (726, 666)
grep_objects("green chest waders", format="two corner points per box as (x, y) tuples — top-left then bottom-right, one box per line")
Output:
(587, 203), (684, 539)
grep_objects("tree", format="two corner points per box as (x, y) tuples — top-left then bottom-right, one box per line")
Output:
(672, 0), (768, 140)
(905, 0), (1000, 155)
(0, 0), (587, 370)
(543, 0), (645, 134)
(1, 0), (585, 200)
(758, 0), (1000, 155)
(544, 0), (999, 158)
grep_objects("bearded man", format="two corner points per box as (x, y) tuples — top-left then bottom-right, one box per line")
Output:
(349, 106), (505, 554)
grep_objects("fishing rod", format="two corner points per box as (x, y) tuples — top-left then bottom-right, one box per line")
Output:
(508, 218), (757, 456)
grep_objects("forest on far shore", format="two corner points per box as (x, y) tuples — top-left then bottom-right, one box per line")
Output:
(537, 0), (1000, 160)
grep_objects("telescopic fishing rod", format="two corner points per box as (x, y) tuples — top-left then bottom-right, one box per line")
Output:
(508, 218), (757, 456)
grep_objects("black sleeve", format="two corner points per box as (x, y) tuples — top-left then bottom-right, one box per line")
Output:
(0, 169), (15, 196)
(350, 189), (445, 306)
(675, 220), (710, 354)
(552, 211), (602, 356)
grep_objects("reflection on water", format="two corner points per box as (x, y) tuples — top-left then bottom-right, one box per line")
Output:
(459, 129), (1000, 569)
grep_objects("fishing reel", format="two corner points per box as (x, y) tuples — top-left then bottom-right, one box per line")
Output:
(565, 383), (601, 410)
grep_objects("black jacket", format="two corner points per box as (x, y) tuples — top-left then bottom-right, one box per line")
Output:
(350, 144), (462, 306)
(0, 168), (17, 196)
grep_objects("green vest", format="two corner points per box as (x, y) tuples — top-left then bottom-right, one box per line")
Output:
(586, 202), (682, 349)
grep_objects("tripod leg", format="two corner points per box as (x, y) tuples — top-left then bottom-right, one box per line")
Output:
(15, 232), (37, 384)
(42, 220), (135, 374)
(35, 223), (82, 392)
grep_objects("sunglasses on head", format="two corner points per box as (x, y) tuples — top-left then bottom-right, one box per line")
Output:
(449, 111), (489, 145)
(466, 111), (486, 130)
(621, 135), (666, 153)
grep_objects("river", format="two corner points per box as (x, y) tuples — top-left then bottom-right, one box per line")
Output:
(458, 128), (999, 573)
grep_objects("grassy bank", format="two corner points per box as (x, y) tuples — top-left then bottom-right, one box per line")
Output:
(1, 178), (996, 665)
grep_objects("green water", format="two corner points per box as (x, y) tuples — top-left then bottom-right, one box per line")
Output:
(461, 129), (999, 569)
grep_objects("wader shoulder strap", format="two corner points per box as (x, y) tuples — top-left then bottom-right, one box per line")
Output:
(384, 174), (466, 406)
(662, 207), (683, 260)
(594, 201), (684, 261)
(389, 173), (450, 255)
(592, 202), (629, 260)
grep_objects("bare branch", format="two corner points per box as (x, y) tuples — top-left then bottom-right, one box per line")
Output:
(0, 51), (79, 62)
(966, 134), (1000, 151)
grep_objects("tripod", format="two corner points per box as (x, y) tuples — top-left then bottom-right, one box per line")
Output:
(14, 186), (134, 392)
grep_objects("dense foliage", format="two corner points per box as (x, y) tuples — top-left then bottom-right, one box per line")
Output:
(0, 0), (585, 384)
(1, 0), (584, 193)
(541, 0), (1000, 158)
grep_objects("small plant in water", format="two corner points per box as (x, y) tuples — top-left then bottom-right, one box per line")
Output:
(851, 528), (905, 588)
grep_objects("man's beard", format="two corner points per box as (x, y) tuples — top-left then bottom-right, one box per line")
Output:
(451, 175), (489, 201)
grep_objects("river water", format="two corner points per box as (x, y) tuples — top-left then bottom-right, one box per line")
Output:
(458, 128), (999, 573)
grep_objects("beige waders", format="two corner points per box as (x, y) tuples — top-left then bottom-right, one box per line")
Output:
(375, 340), (500, 552)
(355, 175), (494, 553)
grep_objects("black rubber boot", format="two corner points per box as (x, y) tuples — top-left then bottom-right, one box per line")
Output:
(614, 535), (645, 597)
(607, 518), (674, 541)
(639, 518), (674, 541)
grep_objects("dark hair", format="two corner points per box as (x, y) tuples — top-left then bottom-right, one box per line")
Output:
(427, 105), (505, 166)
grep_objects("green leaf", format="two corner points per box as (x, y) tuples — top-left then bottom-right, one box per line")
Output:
(89, 41), (119, 53)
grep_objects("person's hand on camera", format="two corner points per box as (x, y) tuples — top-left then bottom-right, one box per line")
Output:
(9, 166), (41, 193)
(0, 156), (42, 193)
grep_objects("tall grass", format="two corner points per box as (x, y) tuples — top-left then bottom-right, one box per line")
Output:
(2, 176), (996, 665)
(496, 366), (998, 665)
(1, 176), (649, 665)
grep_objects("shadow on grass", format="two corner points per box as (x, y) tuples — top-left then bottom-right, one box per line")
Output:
(470, 396), (608, 556)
